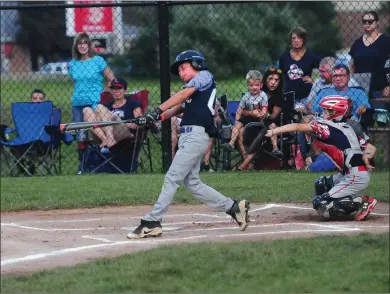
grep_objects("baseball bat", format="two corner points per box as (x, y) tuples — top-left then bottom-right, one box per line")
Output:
(60, 118), (139, 133)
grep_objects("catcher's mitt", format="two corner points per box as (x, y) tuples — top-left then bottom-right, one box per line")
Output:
(243, 121), (267, 154)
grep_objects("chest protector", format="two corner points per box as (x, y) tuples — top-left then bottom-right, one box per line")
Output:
(313, 118), (363, 170)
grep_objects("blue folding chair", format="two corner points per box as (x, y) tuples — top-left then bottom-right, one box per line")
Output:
(212, 100), (242, 171)
(0, 101), (58, 176)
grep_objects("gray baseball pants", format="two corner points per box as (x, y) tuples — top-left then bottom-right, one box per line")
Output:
(329, 168), (370, 199)
(143, 126), (234, 222)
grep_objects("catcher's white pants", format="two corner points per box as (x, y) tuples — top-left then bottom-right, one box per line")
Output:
(143, 126), (234, 222)
(329, 169), (371, 199)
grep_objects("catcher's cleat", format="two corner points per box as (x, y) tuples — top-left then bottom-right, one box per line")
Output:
(127, 219), (162, 239)
(355, 196), (377, 221)
(226, 200), (250, 231)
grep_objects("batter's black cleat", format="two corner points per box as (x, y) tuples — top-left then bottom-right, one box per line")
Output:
(127, 219), (163, 239)
(226, 200), (250, 231)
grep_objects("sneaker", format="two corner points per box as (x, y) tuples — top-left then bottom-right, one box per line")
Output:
(272, 148), (283, 156)
(226, 200), (250, 231)
(355, 196), (378, 221)
(126, 219), (163, 239)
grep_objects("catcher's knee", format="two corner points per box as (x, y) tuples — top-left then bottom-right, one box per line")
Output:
(314, 176), (334, 196)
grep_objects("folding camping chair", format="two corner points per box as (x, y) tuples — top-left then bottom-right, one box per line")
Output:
(212, 99), (243, 171)
(78, 90), (153, 174)
(0, 101), (58, 176)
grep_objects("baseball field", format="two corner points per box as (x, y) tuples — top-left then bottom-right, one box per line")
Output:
(1, 171), (389, 292)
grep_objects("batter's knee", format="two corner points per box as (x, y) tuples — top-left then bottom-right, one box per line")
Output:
(183, 178), (203, 194)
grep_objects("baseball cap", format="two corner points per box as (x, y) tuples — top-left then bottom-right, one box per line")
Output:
(110, 77), (128, 89)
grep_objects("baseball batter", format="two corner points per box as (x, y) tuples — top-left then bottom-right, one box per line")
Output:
(127, 50), (250, 239)
(266, 96), (378, 220)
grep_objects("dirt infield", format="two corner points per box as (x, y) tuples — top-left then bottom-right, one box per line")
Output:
(1, 202), (389, 275)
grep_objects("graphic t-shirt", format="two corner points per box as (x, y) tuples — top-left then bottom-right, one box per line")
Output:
(105, 98), (141, 120)
(279, 50), (321, 101)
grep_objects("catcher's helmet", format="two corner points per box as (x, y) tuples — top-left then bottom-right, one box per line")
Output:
(170, 50), (208, 75)
(319, 96), (352, 122)
(385, 58), (390, 84)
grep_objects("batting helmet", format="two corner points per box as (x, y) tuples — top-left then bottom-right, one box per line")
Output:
(170, 50), (208, 75)
(319, 96), (352, 122)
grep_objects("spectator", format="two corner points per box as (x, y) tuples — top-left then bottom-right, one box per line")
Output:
(235, 67), (284, 171)
(279, 26), (321, 110)
(30, 89), (46, 103)
(222, 70), (268, 167)
(349, 11), (390, 107)
(83, 77), (142, 149)
(306, 57), (360, 112)
(201, 98), (223, 172)
(310, 64), (371, 121)
(262, 67), (285, 154)
(384, 57), (390, 98)
(68, 32), (115, 142)
(299, 116), (336, 172)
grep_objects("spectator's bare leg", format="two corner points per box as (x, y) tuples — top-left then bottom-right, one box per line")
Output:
(94, 104), (116, 147)
(112, 115), (134, 145)
(82, 107), (107, 145)
(171, 117), (180, 159)
(203, 138), (215, 165)
(269, 123), (278, 151)
(237, 125), (247, 159)
(228, 121), (243, 147)
(237, 153), (255, 170)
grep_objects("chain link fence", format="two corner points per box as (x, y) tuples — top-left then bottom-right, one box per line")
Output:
(1, 1), (389, 176)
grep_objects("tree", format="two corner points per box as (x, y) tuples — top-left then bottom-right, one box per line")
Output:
(169, 2), (342, 78)
(16, 1), (73, 71)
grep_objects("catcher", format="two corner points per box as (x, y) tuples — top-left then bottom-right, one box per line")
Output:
(265, 96), (378, 220)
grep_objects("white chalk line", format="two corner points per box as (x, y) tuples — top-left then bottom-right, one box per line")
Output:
(2, 213), (229, 225)
(217, 228), (362, 238)
(2, 225), (363, 267)
(1, 235), (208, 266)
(253, 203), (389, 216)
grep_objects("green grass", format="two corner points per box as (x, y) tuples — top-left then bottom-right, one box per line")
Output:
(1, 171), (388, 211)
(1, 233), (388, 292)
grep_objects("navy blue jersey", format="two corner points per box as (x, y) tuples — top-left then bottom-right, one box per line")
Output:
(279, 50), (321, 100)
(180, 70), (217, 135)
(349, 34), (390, 92)
(105, 98), (141, 120)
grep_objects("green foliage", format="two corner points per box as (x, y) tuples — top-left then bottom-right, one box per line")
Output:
(16, 1), (73, 70)
(122, 2), (342, 79)
(2, 233), (389, 292)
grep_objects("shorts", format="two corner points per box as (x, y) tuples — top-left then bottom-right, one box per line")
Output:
(72, 105), (92, 142)
(238, 116), (260, 126)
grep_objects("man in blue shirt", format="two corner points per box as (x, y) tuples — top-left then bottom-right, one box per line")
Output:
(310, 64), (371, 120)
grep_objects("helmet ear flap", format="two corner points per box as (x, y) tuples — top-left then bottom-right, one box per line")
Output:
(191, 60), (202, 70)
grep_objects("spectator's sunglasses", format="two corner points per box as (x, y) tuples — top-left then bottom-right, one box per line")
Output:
(269, 67), (282, 74)
(362, 19), (375, 25)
